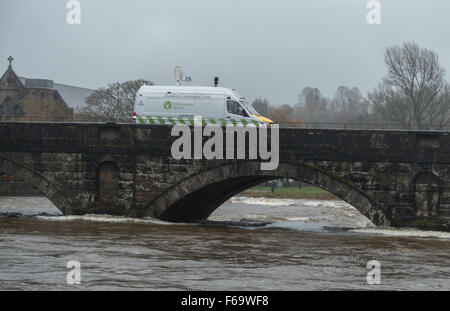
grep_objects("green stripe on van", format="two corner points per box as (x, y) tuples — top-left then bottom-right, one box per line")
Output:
(157, 116), (166, 125)
(251, 120), (260, 127)
(137, 116), (145, 124)
(136, 115), (263, 127)
(167, 117), (176, 125)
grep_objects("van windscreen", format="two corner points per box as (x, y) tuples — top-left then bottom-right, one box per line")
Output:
(240, 100), (259, 115)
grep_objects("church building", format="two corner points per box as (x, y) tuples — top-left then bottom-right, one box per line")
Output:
(0, 56), (93, 121)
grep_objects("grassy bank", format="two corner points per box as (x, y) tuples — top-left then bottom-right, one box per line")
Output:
(241, 186), (338, 200)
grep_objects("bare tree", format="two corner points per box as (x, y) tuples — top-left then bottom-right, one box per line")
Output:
(82, 79), (152, 121)
(331, 86), (369, 123)
(252, 98), (271, 115)
(295, 87), (329, 123)
(435, 82), (450, 126)
(369, 42), (449, 129)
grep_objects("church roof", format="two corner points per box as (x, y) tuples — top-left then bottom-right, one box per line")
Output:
(0, 66), (24, 90)
(1, 57), (94, 112)
(18, 77), (94, 112)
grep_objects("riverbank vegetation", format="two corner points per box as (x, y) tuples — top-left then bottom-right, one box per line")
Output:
(241, 186), (338, 200)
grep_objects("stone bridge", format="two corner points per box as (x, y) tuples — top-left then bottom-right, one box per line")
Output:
(0, 122), (449, 231)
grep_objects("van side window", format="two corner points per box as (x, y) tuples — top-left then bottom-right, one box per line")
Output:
(227, 100), (249, 117)
(227, 100), (237, 114)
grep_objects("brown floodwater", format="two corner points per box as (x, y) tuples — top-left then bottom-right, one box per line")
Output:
(0, 196), (449, 290)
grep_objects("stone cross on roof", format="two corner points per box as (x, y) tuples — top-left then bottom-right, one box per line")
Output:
(8, 56), (14, 68)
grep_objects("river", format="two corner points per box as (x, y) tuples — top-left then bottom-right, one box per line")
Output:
(0, 196), (449, 290)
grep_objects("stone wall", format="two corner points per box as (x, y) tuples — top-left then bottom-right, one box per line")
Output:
(0, 122), (449, 230)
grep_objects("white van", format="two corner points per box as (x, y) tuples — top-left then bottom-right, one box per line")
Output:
(133, 85), (274, 126)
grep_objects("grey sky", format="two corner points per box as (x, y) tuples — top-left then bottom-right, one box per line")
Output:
(1, 0), (450, 107)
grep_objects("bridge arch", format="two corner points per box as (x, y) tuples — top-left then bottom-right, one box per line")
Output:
(147, 161), (390, 226)
(0, 156), (74, 214)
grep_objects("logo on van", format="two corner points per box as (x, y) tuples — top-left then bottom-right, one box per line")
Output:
(164, 101), (172, 110)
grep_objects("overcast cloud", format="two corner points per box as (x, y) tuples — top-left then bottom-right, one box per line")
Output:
(1, 0), (450, 106)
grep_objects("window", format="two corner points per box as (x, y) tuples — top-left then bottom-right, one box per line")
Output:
(227, 100), (249, 117)
(3, 98), (13, 118)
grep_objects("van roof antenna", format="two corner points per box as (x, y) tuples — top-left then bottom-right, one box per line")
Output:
(173, 66), (192, 85)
